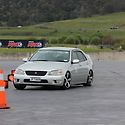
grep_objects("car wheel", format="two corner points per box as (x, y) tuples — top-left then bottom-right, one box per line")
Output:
(62, 71), (71, 89)
(13, 83), (26, 90)
(84, 70), (93, 86)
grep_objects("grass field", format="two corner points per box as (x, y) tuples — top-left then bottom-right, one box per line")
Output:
(0, 12), (125, 41)
(0, 12), (125, 53)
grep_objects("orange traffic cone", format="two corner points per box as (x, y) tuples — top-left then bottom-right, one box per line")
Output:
(0, 70), (10, 109)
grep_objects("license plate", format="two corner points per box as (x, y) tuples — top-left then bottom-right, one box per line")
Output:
(30, 77), (41, 82)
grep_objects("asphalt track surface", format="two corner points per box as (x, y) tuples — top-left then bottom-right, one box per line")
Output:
(0, 60), (125, 125)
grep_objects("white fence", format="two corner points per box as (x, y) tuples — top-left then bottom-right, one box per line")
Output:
(90, 52), (125, 61)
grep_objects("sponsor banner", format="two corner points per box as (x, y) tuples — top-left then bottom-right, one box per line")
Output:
(0, 40), (47, 48)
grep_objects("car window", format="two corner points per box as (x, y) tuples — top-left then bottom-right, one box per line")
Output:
(76, 51), (87, 62)
(72, 51), (78, 61)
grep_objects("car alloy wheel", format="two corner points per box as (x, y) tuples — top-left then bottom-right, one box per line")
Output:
(62, 71), (71, 89)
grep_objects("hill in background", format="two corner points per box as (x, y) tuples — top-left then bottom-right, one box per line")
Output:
(1, 12), (125, 49)
(0, 0), (125, 26)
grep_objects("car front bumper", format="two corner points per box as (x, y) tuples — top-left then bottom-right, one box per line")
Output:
(14, 74), (65, 86)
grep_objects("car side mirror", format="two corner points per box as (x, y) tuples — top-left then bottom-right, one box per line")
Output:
(23, 58), (28, 62)
(72, 59), (79, 64)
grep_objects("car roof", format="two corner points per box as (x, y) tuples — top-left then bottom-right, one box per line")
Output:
(39, 47), (81, 51)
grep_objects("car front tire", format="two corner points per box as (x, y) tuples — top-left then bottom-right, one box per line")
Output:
(13, 83), (26, 90)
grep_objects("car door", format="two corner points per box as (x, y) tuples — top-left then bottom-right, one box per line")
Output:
(76, 51), (89, 83)
(70, 51), (81, 84)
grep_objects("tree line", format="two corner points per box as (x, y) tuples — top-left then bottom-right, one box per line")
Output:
(0, 0), (125, 26)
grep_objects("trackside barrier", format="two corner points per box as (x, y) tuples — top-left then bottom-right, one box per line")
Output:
(0, 70), (10, 109)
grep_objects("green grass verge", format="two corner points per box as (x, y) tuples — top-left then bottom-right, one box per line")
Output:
(0, 44), (112, 55)
(0, 48), (37, 55)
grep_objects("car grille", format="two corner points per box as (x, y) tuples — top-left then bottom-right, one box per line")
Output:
(24, 79), (48, 83)
(25, 71), (47, 76)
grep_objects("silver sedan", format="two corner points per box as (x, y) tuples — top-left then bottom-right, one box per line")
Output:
(14, 47), (94, 90)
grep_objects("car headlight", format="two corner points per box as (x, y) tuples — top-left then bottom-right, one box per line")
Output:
(48, 69), (64, 76)
(15, 69), (25, 75)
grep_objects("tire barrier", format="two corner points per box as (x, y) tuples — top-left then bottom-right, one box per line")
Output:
(8, 70), (15, 82)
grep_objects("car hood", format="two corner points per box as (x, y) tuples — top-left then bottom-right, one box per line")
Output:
(17, 61), (69, 71)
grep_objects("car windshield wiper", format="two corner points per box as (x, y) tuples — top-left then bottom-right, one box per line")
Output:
(30, 60), (68, 62)
(55, 60), (68, 62)
(30, 60), (49, 61)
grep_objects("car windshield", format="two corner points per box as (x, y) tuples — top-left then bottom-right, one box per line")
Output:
(30, 50), (70, 62)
